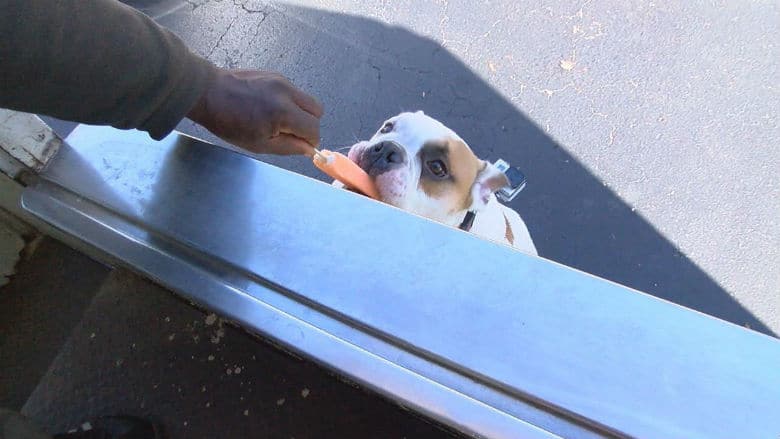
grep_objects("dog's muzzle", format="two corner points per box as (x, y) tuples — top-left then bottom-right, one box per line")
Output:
(362, 141), (406, 176)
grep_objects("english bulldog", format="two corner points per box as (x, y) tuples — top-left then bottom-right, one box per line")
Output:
(338, 111), (537, 255)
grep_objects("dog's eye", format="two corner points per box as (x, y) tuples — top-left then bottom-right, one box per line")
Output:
(426, 160), (448, 178)
(380, 122), (394, 134)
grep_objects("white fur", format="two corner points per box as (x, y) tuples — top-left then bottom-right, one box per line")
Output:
(342, 111), (537, 255)
(469, 195), (537, 255)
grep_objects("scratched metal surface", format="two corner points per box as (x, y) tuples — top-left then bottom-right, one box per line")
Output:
(120, 0), (780, 335)
(22, 125), (780, 438)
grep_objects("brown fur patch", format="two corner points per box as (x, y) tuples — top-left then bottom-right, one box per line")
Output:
(503, 213), (515, 244)
(418, 138), (482, 212)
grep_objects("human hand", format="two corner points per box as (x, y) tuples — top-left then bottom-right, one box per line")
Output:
(187, 68), (323, 155)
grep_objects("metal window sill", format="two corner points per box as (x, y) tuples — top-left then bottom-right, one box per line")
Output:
(21, 125), (780, 439)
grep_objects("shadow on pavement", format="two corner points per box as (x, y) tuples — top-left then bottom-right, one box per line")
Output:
(122, 0), (773, 336)
(249, 4), (772, 336)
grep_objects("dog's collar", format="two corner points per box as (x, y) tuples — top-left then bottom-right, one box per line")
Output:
(459, 210), (477, 231)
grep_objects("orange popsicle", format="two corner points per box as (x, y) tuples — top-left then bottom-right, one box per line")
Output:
(313, 150), (380, 200)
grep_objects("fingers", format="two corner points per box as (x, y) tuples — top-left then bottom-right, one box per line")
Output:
(279, 106), (321, 148)
(290, 87), (324, 118)
(192, 68), (325, 156)
(264, 134), (318, 157)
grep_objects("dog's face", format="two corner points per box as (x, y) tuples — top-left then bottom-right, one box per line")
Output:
(347, 111), (509, 225)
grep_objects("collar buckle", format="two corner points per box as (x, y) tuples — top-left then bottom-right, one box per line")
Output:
(459, 210), (477, 231)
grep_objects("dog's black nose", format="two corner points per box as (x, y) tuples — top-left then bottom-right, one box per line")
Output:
(366, 141), (405, 173)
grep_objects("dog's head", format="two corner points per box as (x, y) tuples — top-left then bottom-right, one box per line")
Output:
(347, 111), (509, 225)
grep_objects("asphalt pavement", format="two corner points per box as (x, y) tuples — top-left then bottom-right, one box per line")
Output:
(51, 0), (778, 333)
(18, 2), (778, 437)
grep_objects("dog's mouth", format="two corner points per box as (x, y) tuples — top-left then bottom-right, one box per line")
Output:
(348, 144), (378, 176)
(352, 142), (407, 176)
(353, 155), (373, 174)
(346, 141), (367, 166)
(345, 147), (388, 201)
(339, 146), (379, 198)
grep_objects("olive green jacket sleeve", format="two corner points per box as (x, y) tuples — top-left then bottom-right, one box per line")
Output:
(0, 0), (215, 140)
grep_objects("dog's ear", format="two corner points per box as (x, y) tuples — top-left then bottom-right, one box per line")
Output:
(469, 161), (508, 210)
